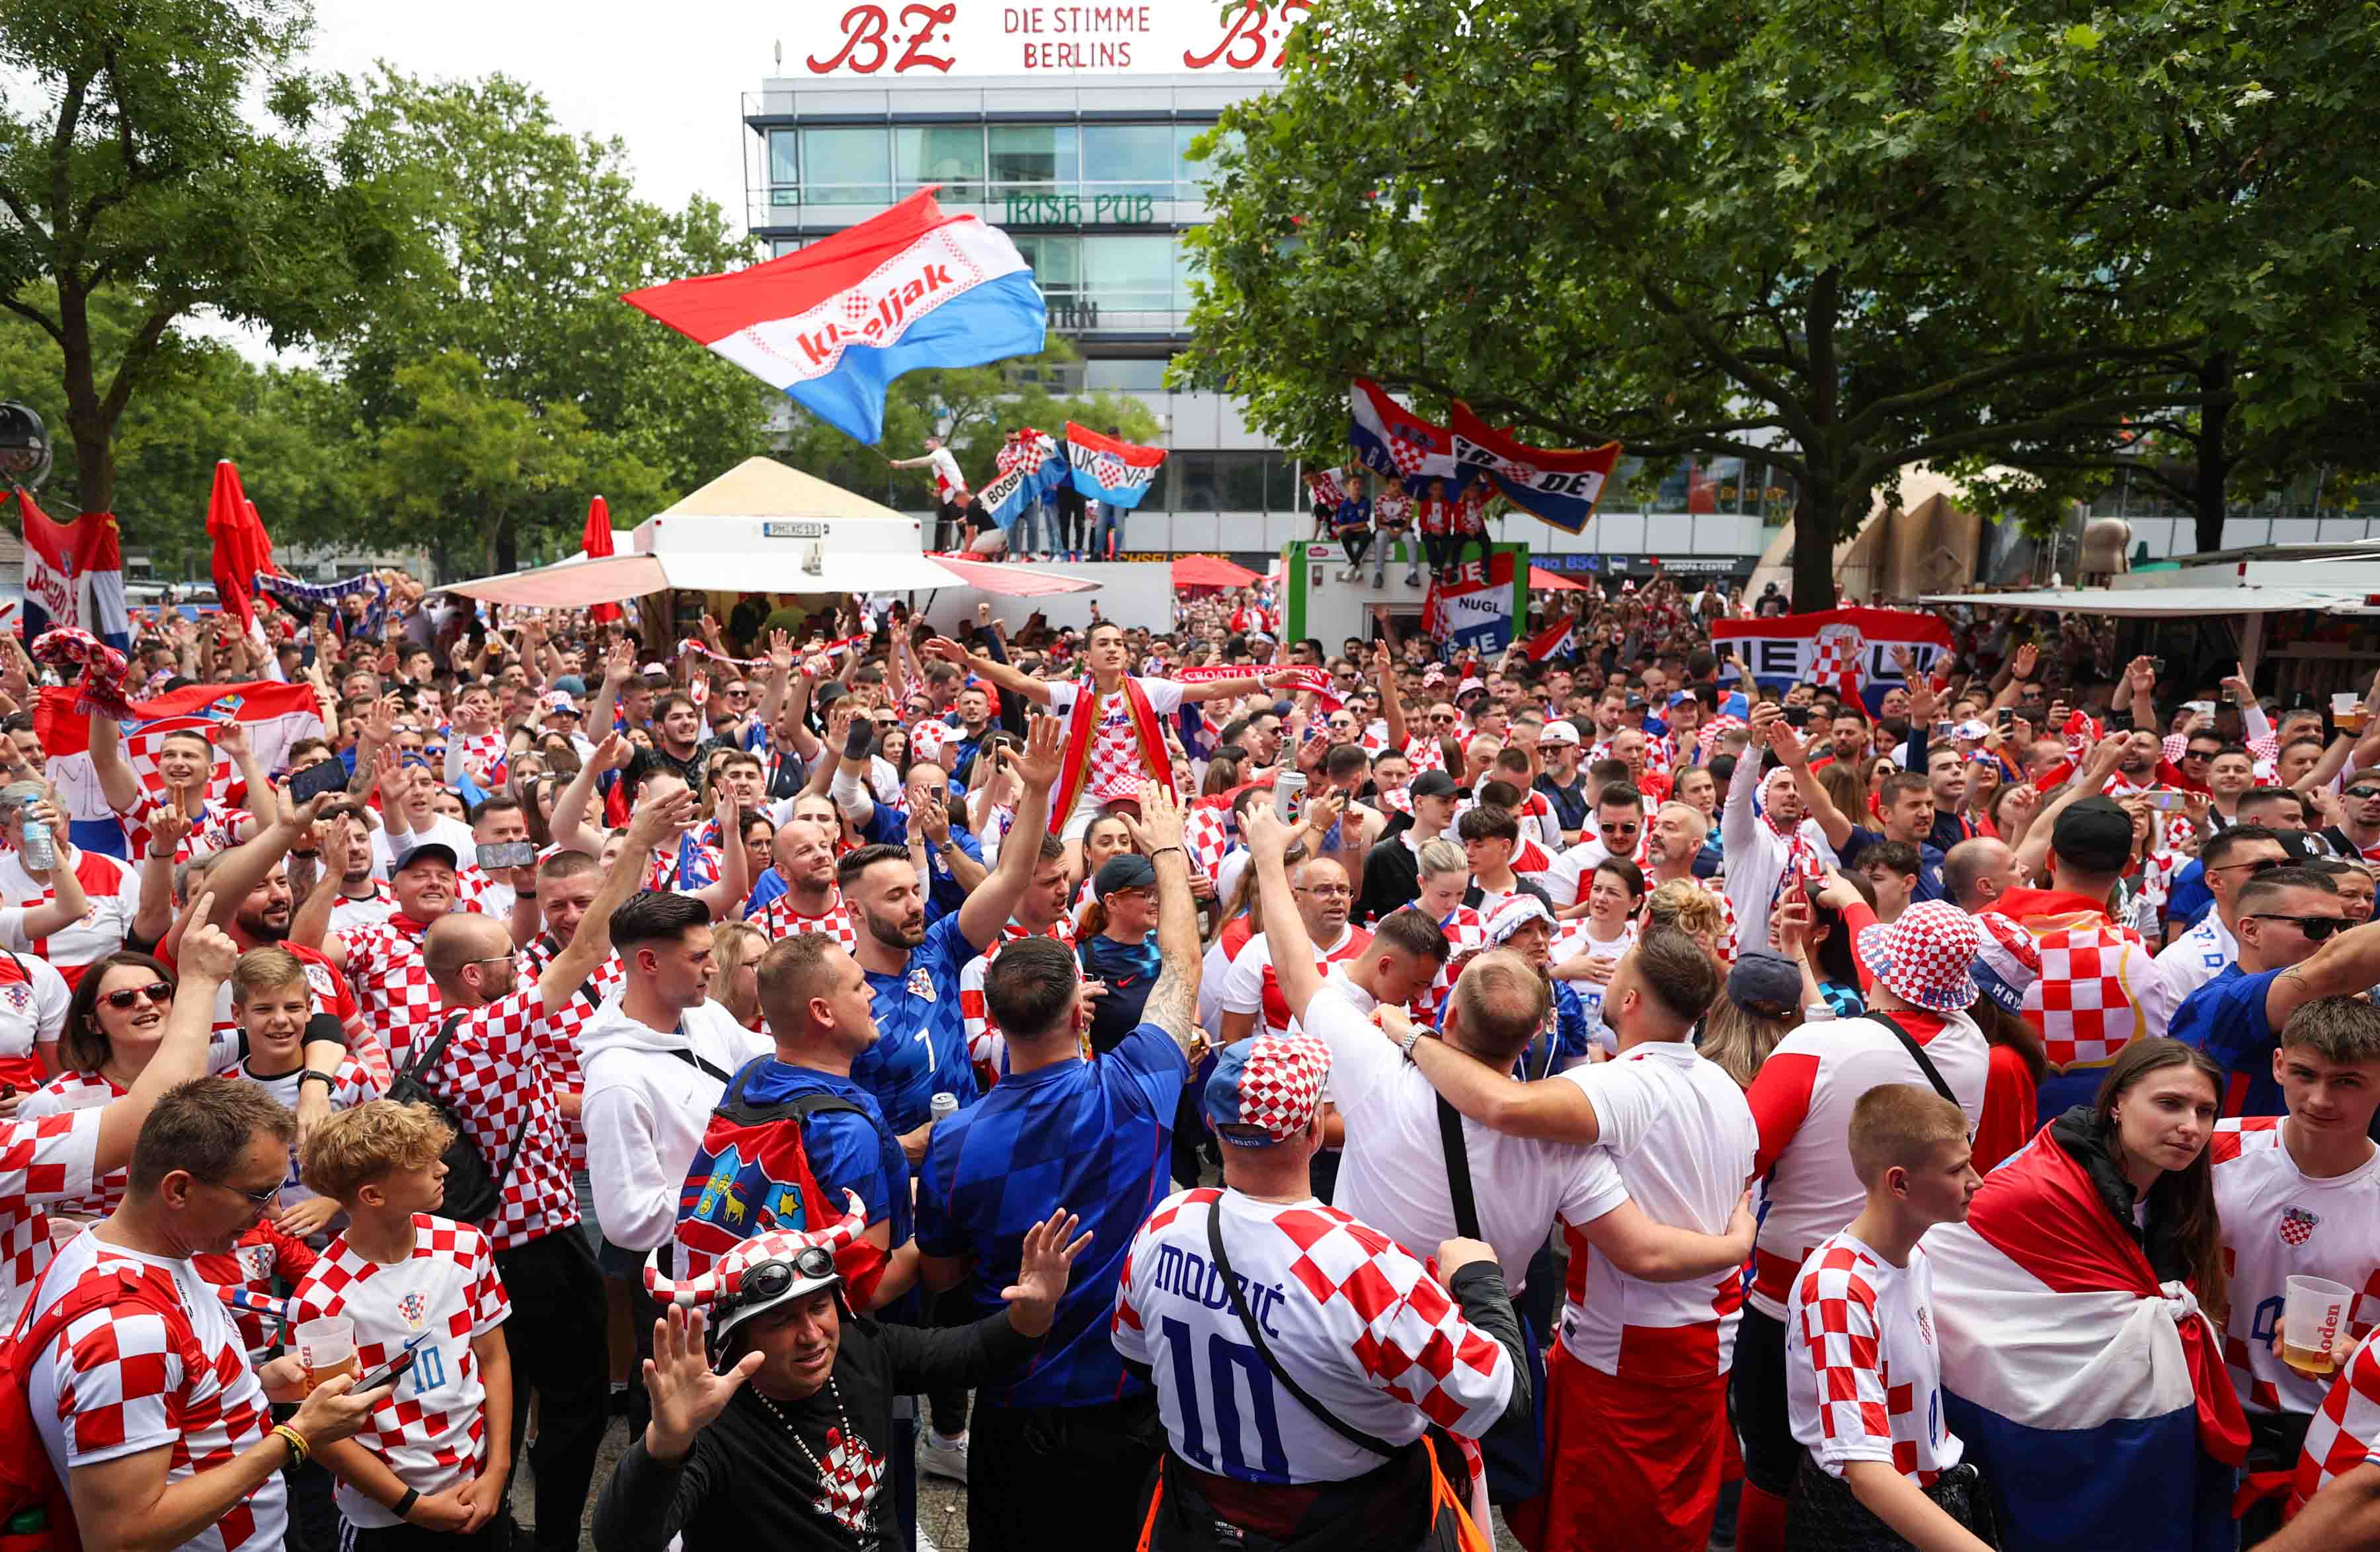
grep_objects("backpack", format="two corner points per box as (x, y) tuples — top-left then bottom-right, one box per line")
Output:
(0, 1264), (197, 1551)
(673, 1065), (891, 1299)
(383, 1011), (528, 1227)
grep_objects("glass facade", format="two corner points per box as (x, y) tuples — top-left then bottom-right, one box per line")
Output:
(764, 120), (1230, 208)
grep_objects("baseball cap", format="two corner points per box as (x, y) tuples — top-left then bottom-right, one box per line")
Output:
(1205, 1032), (1331, 1148)
(393, 841), (459, 874)
(551, 674), (588, 698)
(2051, 796), (2136, 875)
(1094, 854), (1158, 900)
(537, 690), (581, 720)
(1409, 770), (1459, 799)
(1727, 950), (1805, 1018)
(1953, 719), (1991, 741)
(1540, 721), (1582, 747)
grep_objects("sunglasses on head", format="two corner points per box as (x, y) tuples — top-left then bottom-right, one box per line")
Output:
(2246, 913), (2348, 941)
(101, 982), (173, 1011)
(730, 1246), (839, 1307)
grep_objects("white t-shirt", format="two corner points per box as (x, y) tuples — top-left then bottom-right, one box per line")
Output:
(1310, 977), (1623, 1293)
(1539, 839), (1612, 909)
(923, 446), (964, 501)
(368, 813), (478, 882)
(1555, 1043), (1757, 1378)
(0, 946), (69, 1072)
(1041, 676), (1189, 810)
(2139, 911), (2237, 1037)
(1786, 1230), (1962, 1485)
(0, 849), (142, 987)
(2211, 1118), (2380, 1417)
(1220, 926), (1371, 1038)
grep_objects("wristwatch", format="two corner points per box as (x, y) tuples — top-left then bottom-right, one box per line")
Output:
(1398, 1026), (1426, 1063)
(298, 1069), (339, 1092)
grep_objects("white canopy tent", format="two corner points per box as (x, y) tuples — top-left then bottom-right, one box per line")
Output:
(445, 457), (1099, 604)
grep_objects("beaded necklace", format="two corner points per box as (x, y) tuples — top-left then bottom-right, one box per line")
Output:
(755, 1377), (878, 1535)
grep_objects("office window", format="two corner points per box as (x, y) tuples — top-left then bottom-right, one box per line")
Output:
(1084, 357), (1167, 391)
(768, 129), (799, 186)
(1172, 451), (1219, 512)
(990, 124), (1079, 190)
(1267, 454), (1302, 513)
(1138, 454), (1172, 513)
(1081, 124), (1175, 199)
(1220, 452), (1267, 512)
(895, 126), (984, 201)
(800, 127), (890, 204)
(1012, 234), (1081, 298)
(1175, 122), (1232, 200)
(1082, 234), (1175, 311)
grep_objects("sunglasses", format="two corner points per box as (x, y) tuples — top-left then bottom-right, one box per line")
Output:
(1600, 821), (1641, 836)
(2183, 749), (2220, 761)
(731, 1246), (839, 1305)
(2209, 858), (2283, 876)
(2244, 913), (2348, 941)
(100, 982), (173, 1011)
(204, 1177), (282, 1207)
(2350, 787), (2380, 801)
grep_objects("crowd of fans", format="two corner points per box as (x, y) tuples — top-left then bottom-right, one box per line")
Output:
(0, 563), (2377, 1552)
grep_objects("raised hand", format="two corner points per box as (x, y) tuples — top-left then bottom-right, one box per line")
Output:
(1014, 711), (1064, 793)
(767, 629), (795, 674)
(592, 730), (632, 775)
(1000, 1209), (1091, 1332)
(922, 636), (972, 667)
(143, 805), (194, 860)
(1242, 801), (1292, 861)
(642, 1307), (764, 1463)
(1122, 780), (1185, 853)
(627, 787), (697, 852)
(180, 898), (237, 981)
(2010, 641), (2040, 681)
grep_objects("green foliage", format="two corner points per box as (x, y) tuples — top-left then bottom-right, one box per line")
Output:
(1181, 0), (2380, 600)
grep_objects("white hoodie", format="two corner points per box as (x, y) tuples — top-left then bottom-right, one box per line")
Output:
(577, 994), (772, 1254)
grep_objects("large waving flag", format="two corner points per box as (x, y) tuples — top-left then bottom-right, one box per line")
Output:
(978, 430), (1067, 533)
(14, 489), (79, 641)
(1708, 607), (1951, 712)
(1523, 616), (1574, 663)
(621, 189), (1047, 445)
(35, 679), (325, 859)
(1928, 1123), (2246, 1552)
(77, 512), (128, 652)
(1062, 423), (1165, 509)
(1448, 402), (1621, 536)
(1422, 550), (1521, 655)
(1349, 379), (1458, 486)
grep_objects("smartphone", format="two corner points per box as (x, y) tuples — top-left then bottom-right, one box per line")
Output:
(1996, 708), (2014, 730)
(1933, 719), (1954, 739)
(2152, 657), (2167, 674)
(354, 1344), (421, 1395)
(2141, 788), (2188, 812)
(1781, 705), (1809, 729)
(288, 758), (350, 807)
(2105, 710), (2133, 734)
(477, 840), (537, 871)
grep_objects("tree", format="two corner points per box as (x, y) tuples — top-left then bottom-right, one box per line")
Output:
(1180, 0), (2380, 605)
(0, 0), (401, 516)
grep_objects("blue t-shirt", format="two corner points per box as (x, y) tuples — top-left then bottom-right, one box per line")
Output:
(852, 911), (988, 1135)
(857, 805), (986, 920)
(914, 1022), (1187, 1408)
(725, 1057), (918, 1319)
(1078, 932), (1163, 1056)
(2169, 963), (2283, 1115)
(2165, 860), (2215, 930)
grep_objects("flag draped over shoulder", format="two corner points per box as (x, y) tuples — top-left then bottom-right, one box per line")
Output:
(1448, 403), (1621, 536)
(1062, 423), (1166, 509)
(621, 188), (1047, 445)
(1926, 1123), (2246, 1552)
(1708, 607), (1951, 712)
(37, 680), (327, 854)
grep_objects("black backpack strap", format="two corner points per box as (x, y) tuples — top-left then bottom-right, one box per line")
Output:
(666, 1047), (733, 1084)
(1204, 1197), (1402, 1459)
(403, 1010), (471, 1090)
(1435, 1097), (1482, 1241)
(1867, 1011), (1960, 1109)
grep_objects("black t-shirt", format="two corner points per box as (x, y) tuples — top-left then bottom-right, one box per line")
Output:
(595, 1311), (1037, 1552)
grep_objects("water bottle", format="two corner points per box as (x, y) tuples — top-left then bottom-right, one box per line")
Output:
(930, 1092), (958, 1126)
(19, 815), (55, 872)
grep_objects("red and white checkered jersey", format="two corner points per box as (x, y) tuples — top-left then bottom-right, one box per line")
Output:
(16, 1071), (125, 1223)
(1218, 924), (1374, 1038)
(1413, 906), (1486, 1023)
(450, 866), (514, 919)
(340, 919), (444, 1064)
(329, 882), (399, 936)
(643, 842), (723, 894)
(959, 916), (1078, 1071)
(0, 948), (69, 1087)
(0, 848), (141, 988)
(517, 938), (625, 1177)
(2212, 1117), (2380, 1416)
(2003, 895), (2155, 1077)
(0, 1108), (104, 1328)
(1786, 1231), (1962, 1486)
(2298, 1328), (2380, 1510)
(747, 889), (858, 954)
(116, 803), (251, 866)
(1043, 676), (1189, 808)
(1113, 1188), (1515, 1485)
(410, 987), (578, 1252)
(1745, 1011), (1989, 1320)
(202, 942), (381, 1087)
(290, 1215), (510, 1528)
(1184, 805), (1233, 881)
(25, 1231), (284, 1552)
(452, 729), (510, 788)
(1556, 1043), (1758, 1381)
(1363, 725), (1450, 778)
(192, 1221), (319, 1359)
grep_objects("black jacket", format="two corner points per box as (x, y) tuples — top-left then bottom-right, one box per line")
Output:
(1357, 821), (1423, 925)
(2046, 1105), (2192, 1286)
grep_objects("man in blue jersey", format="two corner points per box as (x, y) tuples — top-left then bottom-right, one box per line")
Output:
(915, 781), (1203, 1552)
(2171, 866), (2380, 1115)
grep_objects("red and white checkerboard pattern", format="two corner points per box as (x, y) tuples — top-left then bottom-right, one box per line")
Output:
(415, 988), (579, 1253)
(290, 1213), (509, 1529)
(519, 940), (624, 1177)
(192, 1220), (317, 1359)
(1185, 805), (1232, 882)
(0, 1108), (103, 1327)
(1857, 902), (1981, 1012)
(645, 841), (724, 893)
(748, 891), (860, 954)
(2023, 919), (2150, 1071)
(2297, 1330), (2380, 1510)
(15, 1071), (125, 1221)
(34, 1248), (284, 1552)
(118, 801), (251, 866)
(342, 919), (446, 1066)
(451, 729), (509, 788)
(959, 917), (1078, 1072)
(1809, 637), (1860, 698)
(1788, 1234), (1958, 1486)
(1230, 1034), (1331, 1143)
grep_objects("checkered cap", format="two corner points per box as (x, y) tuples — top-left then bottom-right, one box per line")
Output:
(1969, 911), (2043, 1012)
(911, 719), (951, 761)
(1205, 1032), (1331, 1147)
(645, 1189), (867, 1309)
(1484, 893), (1554, 947)
(1855, 901), (1983, 1012)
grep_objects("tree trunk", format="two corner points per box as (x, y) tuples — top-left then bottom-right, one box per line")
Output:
(56, 291), (116, 515)
(1790, 479), (1842, 610)
(493, 511), (519, 574)
(2190, 354), (2235, 555)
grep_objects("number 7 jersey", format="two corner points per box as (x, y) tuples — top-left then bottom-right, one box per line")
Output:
(1112, 1186), (1514, 1485)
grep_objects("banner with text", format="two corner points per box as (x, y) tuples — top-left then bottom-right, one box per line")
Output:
(1423, 550), (1521, 656)
(1709, 607), (1954, 707)
(1448, 402), (1622, 536)
(801, 1), (1314, 79)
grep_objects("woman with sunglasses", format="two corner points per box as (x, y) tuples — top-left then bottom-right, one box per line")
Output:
(19, 952), (184, 1217)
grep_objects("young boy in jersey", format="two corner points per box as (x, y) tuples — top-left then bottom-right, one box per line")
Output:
(2213, 995), (2380, 1544)
(229, 947), (384, 1244)
(294, 1100), (514, 1549)
(1784, 1084), (1992, 1552)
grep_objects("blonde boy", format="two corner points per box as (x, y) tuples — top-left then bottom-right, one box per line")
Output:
(229, 946), (381, 1241)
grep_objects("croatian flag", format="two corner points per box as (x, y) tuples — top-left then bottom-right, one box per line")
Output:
(1062, 423), (1165, 509)
(36, 679), (325, 858)
(621, 189), (1046, 445)
(1450, 402), (1622, 536)
(1422, 550), (1519, 655)
(13, 493), (127, 651)
(1523, 616), (1574, 663)
(77, 512), (130, 652)
(979, 431), (1068, 532)
(1709, 607), (1952, 714)
(1349, 379), (1458, 487)
(1926, 1125), (2246, 1552)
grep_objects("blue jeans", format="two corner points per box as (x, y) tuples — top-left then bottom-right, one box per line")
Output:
(1090, 505), (1122, 559)
(1011, 500), (1043, 555)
